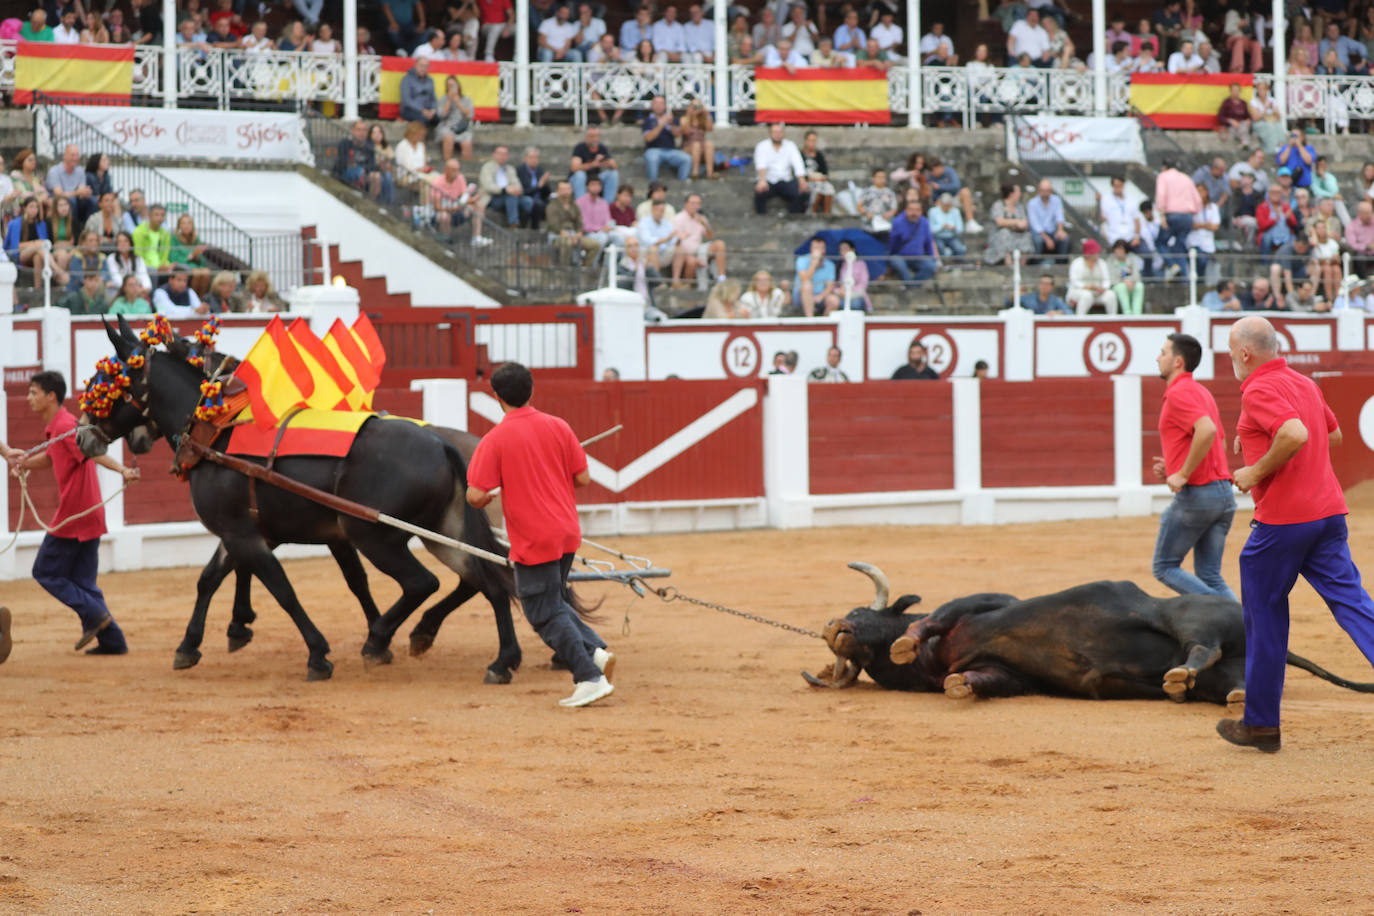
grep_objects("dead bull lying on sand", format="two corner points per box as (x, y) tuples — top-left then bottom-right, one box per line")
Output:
(804, 562), (1374, 703)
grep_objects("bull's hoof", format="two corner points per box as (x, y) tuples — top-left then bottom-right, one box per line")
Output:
(362, 646), (394, 667)
(172, 649), (201, 670)
(226, 629), (253, 653)
(306, 658), (334, 681)
(408, 631), (435, 657)
(1163, 666), (1191, 702)
(889, 635), (919, 666)
(1226, 687), (1246, 711)
(483, 667), (513, 685)
(943, 672), (973, 699)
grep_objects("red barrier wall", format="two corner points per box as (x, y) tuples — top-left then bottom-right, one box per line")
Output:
(980, 379), (1114, 487)
(1319, 375), (1374, 491)
(807, 383), (955, 494)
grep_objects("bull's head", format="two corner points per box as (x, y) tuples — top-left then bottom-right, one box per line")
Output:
(802, 562), (926, 690)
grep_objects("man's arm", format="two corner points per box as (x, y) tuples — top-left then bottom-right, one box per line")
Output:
(1234, 418), (1308, 492)
(1165, 415), (1217, 491)
(94, 453), (141, 482)
(573, 469), (591, 487)
(466, 485), (493, 508)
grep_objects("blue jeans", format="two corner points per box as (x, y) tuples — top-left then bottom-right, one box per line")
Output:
(33, 533), (127, 650)
(1152, 479), (1237, 599)
(1239, 515), (1374, 726)
(514, 553), (607, 684)
(645, 147), (691, 182)
(571, 169), (619, 201)
(1162, 212), (1193, 269)
(537, 47), (585, 62)
(488, 191), (532, 226)
(888, 255), (937, 285)
(935, 235), (966, 257)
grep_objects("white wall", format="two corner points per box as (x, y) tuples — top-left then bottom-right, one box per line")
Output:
(158, 169), (498, 308)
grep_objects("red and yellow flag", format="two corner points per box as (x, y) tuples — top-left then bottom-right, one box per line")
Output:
(287, 318), (356, 411)
(754, 67), (890, 125)
(13, 42), (135, 105)
(378, 59), (499, 121)
(235, 316), (316, 430)
(1129, 73), (1254, 130)
(323, 318), (382, 410)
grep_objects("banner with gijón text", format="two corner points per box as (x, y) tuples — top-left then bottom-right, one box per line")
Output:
(58, 107), (305, 163)
(1009, 116), (1145, 164)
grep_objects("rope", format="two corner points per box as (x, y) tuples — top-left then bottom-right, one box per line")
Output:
(0, 467), (129, 555)
(635, 581), (824, 640)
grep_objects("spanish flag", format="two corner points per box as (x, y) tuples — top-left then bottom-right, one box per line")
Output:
(1129, 73), (1253, 130)
(323, 318), (382, 410)
(754, 67), (890, 125)
(378, 58), (499, 121)
(235, 316), (316, 430)
(13, 42), (135, 105)
(287, 317), (356, 411)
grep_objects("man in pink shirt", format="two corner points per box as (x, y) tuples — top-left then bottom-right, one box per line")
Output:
(574, 175), (615, 248)
(1155, 158), (1201, 278)
(430, 157), (487, 243)
(1345, 199), (1374, 275)
(669, 191), (726, 286)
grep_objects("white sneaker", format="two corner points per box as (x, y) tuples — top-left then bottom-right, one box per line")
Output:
(965, 219), (984, 233)
(471, 235), (493, 247)
(1165, 264), (1181, 279)
(593, 647), (616, 682)
(559, 675), (615, 707)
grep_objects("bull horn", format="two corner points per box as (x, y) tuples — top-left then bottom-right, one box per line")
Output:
(847, 561), (890, 611)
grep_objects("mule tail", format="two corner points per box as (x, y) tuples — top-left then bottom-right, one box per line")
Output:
(1286, 652), (1374, 693)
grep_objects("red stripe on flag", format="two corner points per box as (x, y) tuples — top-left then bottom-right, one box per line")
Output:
(379, 56), (499, 76)
(17, 41), (136, 62)
(378, 103), (498, 119)
(13, 90), (131, 105)
(1129, 72), (1254, 87)
(755, 108), (891, 124)
(351, 313), (387, 376)
(326, 318), (381, 391)
(1144, 113), (1222, 129)
(287, 317), (356, 393)
(754, 66), (889, 82)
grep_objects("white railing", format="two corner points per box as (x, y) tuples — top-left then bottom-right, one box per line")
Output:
(2, 43), (1370, 132)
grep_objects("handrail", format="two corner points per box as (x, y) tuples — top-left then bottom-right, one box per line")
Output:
(1007, 114), (1105, 246)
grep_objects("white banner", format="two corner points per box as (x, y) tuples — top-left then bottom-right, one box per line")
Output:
(60, 107), (306, 163)
(1008, 116), (1145, 164)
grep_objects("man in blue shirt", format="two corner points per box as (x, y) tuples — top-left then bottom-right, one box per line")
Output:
(888, 198), (937, 285)
(642, 96), (692, 183)
(620, 5), (652, 52)
(1019, 273), (1071, 315)
(1201, 279), (1242, 311)
(1027, 179), (1069, 262)
(926, 158), (982, 232)
(1275, 131), (1316, 189)
(1320, 22), (1363, 69)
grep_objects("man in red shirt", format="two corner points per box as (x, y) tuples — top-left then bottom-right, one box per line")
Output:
(1, 371), (140, 660)
(478, 0), (513, 61)
(1219, 316), (1374, 752)
(1150, 334), (1236, 600)
(465, 362), (615, 708)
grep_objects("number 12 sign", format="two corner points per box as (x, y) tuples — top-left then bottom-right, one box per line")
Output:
(721, 332), (763, 378)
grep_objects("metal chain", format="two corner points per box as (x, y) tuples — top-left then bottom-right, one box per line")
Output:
(639, 582), (824, 640)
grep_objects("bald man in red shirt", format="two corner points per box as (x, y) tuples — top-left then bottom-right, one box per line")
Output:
(466, 362), (615, 708)
(1219, 316), (1374, 752)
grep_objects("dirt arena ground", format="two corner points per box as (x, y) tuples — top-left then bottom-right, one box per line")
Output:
(4, 500), (1374, 915)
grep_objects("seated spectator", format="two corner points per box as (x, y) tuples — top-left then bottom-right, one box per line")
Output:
(608, 184), (636, 239)
(334, 120), (394, 202)
(234, 270), (286, 312)
(670, 192), (725, 287)
(1186, 184), (1220, 278)
(620, 5), (653, 53)
(570, 126), (620, 202)
(651, 4), (685, 62)
(923, 35), (958, 66)
(615, 236), (663, 314)
(703, 279), (747, 319)
(682, 5), (713, 63)
(1248, 79), (1285, 151)
(635, 182), (677, 222)
(1100, 175), (1139, 249)
(1197, 40), (1221, 73)
(67, 230), (104, 293)
(46, 144), (93, 226)
(763, 36), (807, 69)
(677, 98), (716, 180)
(83, 191), (124, 245)
(888, 198), (937, 285)
(807, 346), (851, 382)
(798, 131), (834, 214)
(1201, 279), (1242, 311)
(1332, 275), (1370, 311)
(547, 178), (600, 265)
(243, 19), (274, 51)
(1231, 171), (1262, 247)
(834, 8), (866, 62)
(635, 198), (677, 271)
(1346, 201), (1374, 276)
(1239, 276), (1284, 311)
(1020, 273), (1071, 315)
(1167, 39), (1204, 73)
(104, 231), (152, 299)
(153, 266), (205, 318)
(1027, 179), (1069, 262)
(856, 37), (894, 70)
(929, 193), (965, 258)
(891, 339), (939, 379)
(891, 152), (929, 203)
(1310, 219), (1342, 302)
(1225, 5), (1262, 72)
(122, 189), (149, 233)
(1041, 17), (1077, 70)
(871, 10), (904, 60)
(1256, 184), (1297, 255)
(430, 158), (485, 242)
(751, 7), (780, 51)
(132, 204), (172, 279)
(811, 36), (846, 67)
(399, 58), (438, 126)
(170, 213), (211, 293)
(753, 123), (808, 216)
(47, 197), (79, 282)
(517, 146), (550, 230)
(1007, 10), (1049, 61)
(109, 274), (153, 316)
(436, 76), (476, 163)
(852, 168), (899, 229)
(20, 9), (53, 42)
(394, 121), (433, 183)
(413, 28), (446, 59)
(1067, 240), (1118, 314)
(1096, 40), (1131, 73)
(575, 176), (617, 248)
(1107, 240), (1145, 314)
(781, 4), (818, 58)
(740, 269), (787, 319)
(1314, 197), (1342, 238)
(794, 237), (836, 316)
(926, 158), (980, 232)
(60, 272), (108, 315)
(1192, 157), (1231, 213)
(537, 5), (581, 61)
(1320, 21), (1362, 69)
(985, 183), (1035, 266)
(204, 271), (238, 314)
(825, 239), (871, 312)
(1310, 156), (1351, 225)
(642, 96), (692, 184)
(1215, 83), (1252, 146)
(381, 0), (423, 55)
(732, 34), (764, 65)
(277, 20), (307, 51)
(479, 145), (527, 228)
(1132, 44), (1163, 73)
(1289, 279), (1323, 312)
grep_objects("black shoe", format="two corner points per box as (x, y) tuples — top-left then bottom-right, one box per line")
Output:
(0, 606), (11, 664)
(75, 614), (113, 651)
(1216, 718), (1281, 753)
(84, 644), (128, 656)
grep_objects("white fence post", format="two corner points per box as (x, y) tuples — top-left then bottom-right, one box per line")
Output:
(162, 0), (177, 110)
(951, 376), (992, 523)
(39, 305), (72, 389)
(763, 375), (810, 528)
(0, 388), (11, 580)
(998, 302), (1035, 381)
(410, 378), (469, 430)
(1112, 374), (1149, 515)
(0, 261), (16, 315)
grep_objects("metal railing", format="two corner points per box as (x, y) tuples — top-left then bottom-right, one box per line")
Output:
(1008, 114), (1106, 246)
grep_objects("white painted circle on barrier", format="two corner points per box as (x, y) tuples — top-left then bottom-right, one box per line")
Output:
(721, 332), (762, 378)
(919, 332), (957, 377)
(1084, 330), (1130, 375)
(1358, 396), (1374, 451)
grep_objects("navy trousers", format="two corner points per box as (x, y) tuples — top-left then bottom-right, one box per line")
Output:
(1239, 515), (1374, 727)
(32, 534), (126, 651)
(514, 553), (605, 683)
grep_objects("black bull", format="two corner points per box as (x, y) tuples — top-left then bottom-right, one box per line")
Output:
(804, 563), (1374, 703)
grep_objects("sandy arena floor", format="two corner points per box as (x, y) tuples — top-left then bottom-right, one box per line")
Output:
(3, 501), (1374, 915)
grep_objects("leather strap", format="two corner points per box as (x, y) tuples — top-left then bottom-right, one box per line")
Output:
(249, 406), (306, 522)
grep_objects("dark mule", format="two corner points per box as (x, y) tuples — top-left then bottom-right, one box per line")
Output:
(78, 318), (518, 681)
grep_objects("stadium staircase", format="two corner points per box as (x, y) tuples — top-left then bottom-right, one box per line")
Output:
(299, 226), (413, 308)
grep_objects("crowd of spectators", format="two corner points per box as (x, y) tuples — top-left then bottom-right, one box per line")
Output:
(0, 142), (287, 315)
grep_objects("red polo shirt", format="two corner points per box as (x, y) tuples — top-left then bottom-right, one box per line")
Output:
(1237, 358), (1346, 524)
(479, 0), (512, 26)
(45, 408), (106, 542)
(467, 405), (585, 565)
(1159, 372), (1230, 486)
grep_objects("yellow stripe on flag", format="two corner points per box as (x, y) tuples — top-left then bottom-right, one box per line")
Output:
(754, 67), (890, 124)
(13, 42), (134, 105)
(379, 59), (500, 120)
(1129, 73), (1253, 130)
